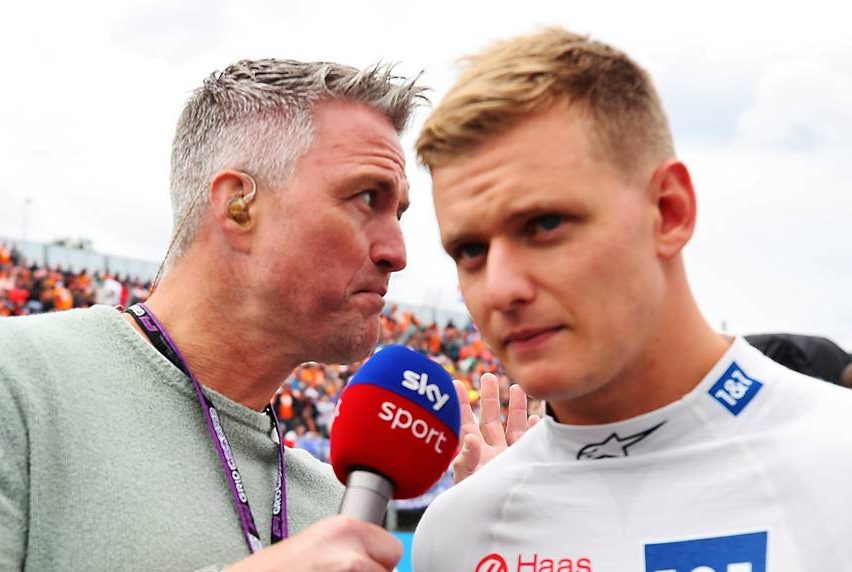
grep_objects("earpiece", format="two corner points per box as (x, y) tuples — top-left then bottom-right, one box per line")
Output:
(227, 173), (257, 227)
(227, 196), (250, 225)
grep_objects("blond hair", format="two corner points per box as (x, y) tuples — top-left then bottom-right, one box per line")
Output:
(416, 28), (674, 177)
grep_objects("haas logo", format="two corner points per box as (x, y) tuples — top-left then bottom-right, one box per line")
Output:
(476, 552), (592, 572)
(401, 370), (451, 411)
(476, 553), (509, 572)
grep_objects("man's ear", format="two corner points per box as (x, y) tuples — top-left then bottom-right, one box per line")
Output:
(649, 159), (697, 259)
(209, 170), (257, 253)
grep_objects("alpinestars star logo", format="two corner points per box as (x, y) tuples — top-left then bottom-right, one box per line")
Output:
(576, 422), (666, 460)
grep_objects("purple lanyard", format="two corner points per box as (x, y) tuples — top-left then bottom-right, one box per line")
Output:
(126, 303), (288, 553)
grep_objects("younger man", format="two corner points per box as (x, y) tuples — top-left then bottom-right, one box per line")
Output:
(414, 28), (852, 571)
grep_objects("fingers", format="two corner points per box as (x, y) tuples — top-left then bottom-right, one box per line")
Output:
(453, 379), (485, 484)
(478, 373), (507, 447)
(454, 379), (483, 446)
(452, 378), (485, 484)
(452, 433), (482, 484)
(353, 519), (403, 570)
(461, 434), (482, 473)
(453, 379), (476, 430)
(505, 384), (530, 445)
(451, 379), (537, 483)
(225, 516), (402, 572)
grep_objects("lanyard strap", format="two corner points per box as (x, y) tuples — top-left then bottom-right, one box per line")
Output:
(126, 303), (288, 552)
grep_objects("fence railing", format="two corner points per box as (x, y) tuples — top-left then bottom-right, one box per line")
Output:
(1, 237), (471, 326)
(1, 236), (159, 282)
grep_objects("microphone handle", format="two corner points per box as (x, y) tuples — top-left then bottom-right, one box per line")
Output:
(338, 470), (394, 525)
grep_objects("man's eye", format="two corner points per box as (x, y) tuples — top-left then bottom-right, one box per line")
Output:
(357, 190), (377, 207)
(456, 242), (487, 260)
(531, 214), (564, 232)
(524, 214), (566, 238)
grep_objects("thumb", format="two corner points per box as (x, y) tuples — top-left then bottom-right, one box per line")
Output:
(452, 434), (482, 484)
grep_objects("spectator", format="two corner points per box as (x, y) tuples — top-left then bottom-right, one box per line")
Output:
(746, 333), (851, 385)
(0, 243), (10, 266)
(315, 394), (335, 438)
(843, 363), (852, 388)
(95, 272), (123, 306)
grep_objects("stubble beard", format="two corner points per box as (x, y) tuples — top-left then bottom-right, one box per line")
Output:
(323, 314), (382, 365)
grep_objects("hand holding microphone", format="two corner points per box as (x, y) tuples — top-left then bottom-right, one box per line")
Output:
(226, 346), (459, 572)
(224, 515), (402, 572)
(330, 345), (461, 524)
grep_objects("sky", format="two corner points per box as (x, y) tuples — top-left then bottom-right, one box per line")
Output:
(0, 0), (850, 349)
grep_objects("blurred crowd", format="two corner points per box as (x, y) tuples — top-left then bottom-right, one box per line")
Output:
(5, 241), (849, 513)
(274, 304), (542, 464)
(1, 242), (531, 469)
(0, 243), (151, 316)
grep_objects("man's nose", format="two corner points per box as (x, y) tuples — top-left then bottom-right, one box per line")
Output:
(484, 240), (535, 312)
(371, 218), (407, 273)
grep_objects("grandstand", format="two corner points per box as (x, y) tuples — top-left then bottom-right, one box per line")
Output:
(0, 236), (159, 281)
(1, 238), (526, 529)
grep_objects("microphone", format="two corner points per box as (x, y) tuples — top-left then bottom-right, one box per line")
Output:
(330, 345), (461, 525)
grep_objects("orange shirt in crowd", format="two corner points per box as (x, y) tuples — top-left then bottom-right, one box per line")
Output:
(53, 286), (74, 311)
(276, 391), (295, 421)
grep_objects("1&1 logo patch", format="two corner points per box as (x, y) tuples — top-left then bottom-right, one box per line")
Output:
(708, 362), (763, 416)
(645, 531), (767, 572)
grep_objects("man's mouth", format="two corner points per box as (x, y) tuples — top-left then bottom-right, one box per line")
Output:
(355, 286), (387, 297)
(502, 325), (566, 347)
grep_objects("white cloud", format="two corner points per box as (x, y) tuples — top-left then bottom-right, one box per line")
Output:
(737, 55), (852, 152)
(685, 146), (852, 348)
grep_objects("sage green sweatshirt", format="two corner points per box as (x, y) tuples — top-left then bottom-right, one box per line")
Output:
(0, 305), (343, 571)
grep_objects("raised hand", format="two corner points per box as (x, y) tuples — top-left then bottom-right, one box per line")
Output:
(451, 373), (540, 484)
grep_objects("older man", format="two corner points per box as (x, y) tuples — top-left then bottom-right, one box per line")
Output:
(413, 28), (852, 571)
(0, 59), (421, 571)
